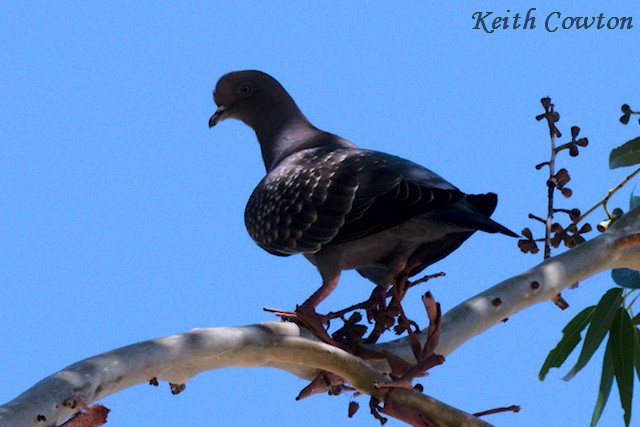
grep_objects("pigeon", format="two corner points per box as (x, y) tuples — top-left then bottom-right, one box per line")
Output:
(209, 70), (517, 334)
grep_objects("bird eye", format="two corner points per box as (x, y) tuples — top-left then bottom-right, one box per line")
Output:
(238, 83), (253, 97)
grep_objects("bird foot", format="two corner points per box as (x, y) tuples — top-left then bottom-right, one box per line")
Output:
(296, 305), (353, 350)
(365, 274), (415, 344)
(263, 306), (350, 351)
(263, 306), (298, 319)
(325, 285), (387, 322)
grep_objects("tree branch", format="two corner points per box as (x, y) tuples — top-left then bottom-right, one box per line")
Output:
(0, 322), (488, 427)
(2, 206), (639, 427)
(372, 205), (640, 360)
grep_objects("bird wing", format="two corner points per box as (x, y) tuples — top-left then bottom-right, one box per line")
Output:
(244, 147), (464, 255)
(329, 151), (465, 244)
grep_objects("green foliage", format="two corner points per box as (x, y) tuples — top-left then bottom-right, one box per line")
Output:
(634, 328), (640, 381)
(610, 137), (640, 169)
(539, 306), (594, 380)
(562, 288), (623, 381)
(541, 290), (639, 426)
(590, 339), (614, 426)
(610, 308), (635, 426)
(612, 269), (640, 289)
(539, 103), (640, 426)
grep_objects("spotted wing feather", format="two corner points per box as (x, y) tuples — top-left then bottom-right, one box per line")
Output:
(245, 147), (464, 255)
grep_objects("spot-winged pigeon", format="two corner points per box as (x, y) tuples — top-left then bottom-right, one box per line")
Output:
(209, 70), (517, 321)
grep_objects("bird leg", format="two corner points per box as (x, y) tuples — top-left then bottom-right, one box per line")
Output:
(293, 276), (350, 348)
(324, 263), (441, 345)
(364, 301), (401, 344)
(330, 312), (368, 348)
(298, 274), (340, 314)
(364, 262), (423, 344)
(364, 285), (389, 322)
(264, 276), (351, 350)
(326, 284), (388, 322)
(391, 261), (423, 301)
(329, 269), (446, 327)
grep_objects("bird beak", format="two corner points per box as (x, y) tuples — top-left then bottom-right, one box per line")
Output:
(208, 106), (228, 128)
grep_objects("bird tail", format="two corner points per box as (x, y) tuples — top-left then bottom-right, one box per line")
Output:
(433, 192), (520, 237)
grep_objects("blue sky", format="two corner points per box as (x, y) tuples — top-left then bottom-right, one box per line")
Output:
(2, 2), (640, 426)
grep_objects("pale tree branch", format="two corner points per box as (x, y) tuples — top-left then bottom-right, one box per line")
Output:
(0, 323), (488, 427)
(1, 206), (639, 427)
(374, 205), (640, 361)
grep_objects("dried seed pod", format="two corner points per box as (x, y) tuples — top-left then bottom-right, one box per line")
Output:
(561, 187), (573, 198)
(571, 126), (580, 138)
(579, 223), (592, 233)
(570, 208), (581, 222)
(518, 239), (539, 254)
(569, 145), (579, 157)
(522, 227), (534, 239)
(576, 137), (589, 147)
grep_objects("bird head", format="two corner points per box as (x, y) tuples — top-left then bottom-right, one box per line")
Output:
(208, 70), (301, 131)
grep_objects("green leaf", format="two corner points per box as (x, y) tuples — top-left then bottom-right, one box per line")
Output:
(539, 306), (595, 380)
(590, 338), (614, 427)
(610, 137), (640, 169)
(632, 313), (640, 325)
(563, 288), (623, 381)
(612, 268), (640, 289)
(610, 308), (635, 426)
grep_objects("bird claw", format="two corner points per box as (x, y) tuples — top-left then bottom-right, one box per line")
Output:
(296, 306), (353, 350)
(264, 306), (350, 351)
(263, 306), (299, 320)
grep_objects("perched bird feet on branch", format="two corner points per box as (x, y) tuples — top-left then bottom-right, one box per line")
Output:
(264, 304), (350, 351)
(364, 262), (422, 344)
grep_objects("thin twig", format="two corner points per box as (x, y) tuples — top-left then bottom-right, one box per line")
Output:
(626, 291), (640, 312)
(544, 115), (558, 259)
(473, 405), (521, 417)
(577, 166), (640, 222)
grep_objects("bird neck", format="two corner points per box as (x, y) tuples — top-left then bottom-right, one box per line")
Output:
(257, 119), (319, 172)
(249, 97), (356, 172)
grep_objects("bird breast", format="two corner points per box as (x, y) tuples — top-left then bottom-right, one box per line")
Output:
(304, 215), (457, 271)
(244, 147), (358, 255)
